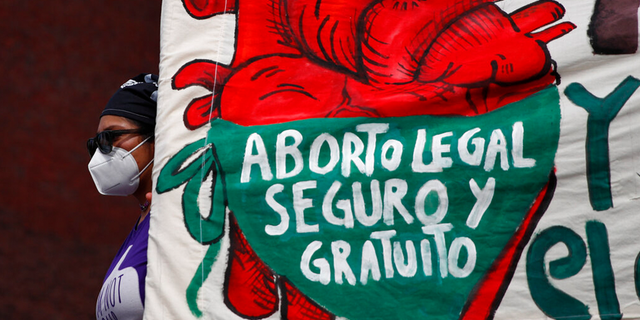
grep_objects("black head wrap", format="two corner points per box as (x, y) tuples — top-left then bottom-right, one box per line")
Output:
(101, 73), (158, 126)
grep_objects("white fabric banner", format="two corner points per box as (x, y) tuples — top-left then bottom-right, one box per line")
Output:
(148, 0), (640, 319)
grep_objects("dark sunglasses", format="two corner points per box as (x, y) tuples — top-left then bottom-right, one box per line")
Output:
(87, 129), (143, 156)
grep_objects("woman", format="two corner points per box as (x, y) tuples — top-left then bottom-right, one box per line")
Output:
(87, 73), (157, 320)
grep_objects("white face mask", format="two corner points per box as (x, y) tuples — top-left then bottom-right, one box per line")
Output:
(88, 136), (154, 196)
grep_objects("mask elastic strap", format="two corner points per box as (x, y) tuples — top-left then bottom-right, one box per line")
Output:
(132, 158), (155, 181)
(123, 135), (154, 158)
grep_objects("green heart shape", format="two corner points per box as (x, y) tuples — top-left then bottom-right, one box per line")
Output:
(203, 86), (560, 319)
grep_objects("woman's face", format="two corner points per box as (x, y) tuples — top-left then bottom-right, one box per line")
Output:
(96, 115), (154, 175)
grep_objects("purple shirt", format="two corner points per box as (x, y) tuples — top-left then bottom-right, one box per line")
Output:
(96, 214), (149, 320)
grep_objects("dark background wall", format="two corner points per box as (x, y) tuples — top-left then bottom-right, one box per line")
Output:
(0, 1), (161, 318)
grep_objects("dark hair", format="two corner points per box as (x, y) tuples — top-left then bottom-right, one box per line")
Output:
(127, 118), (155, 142)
